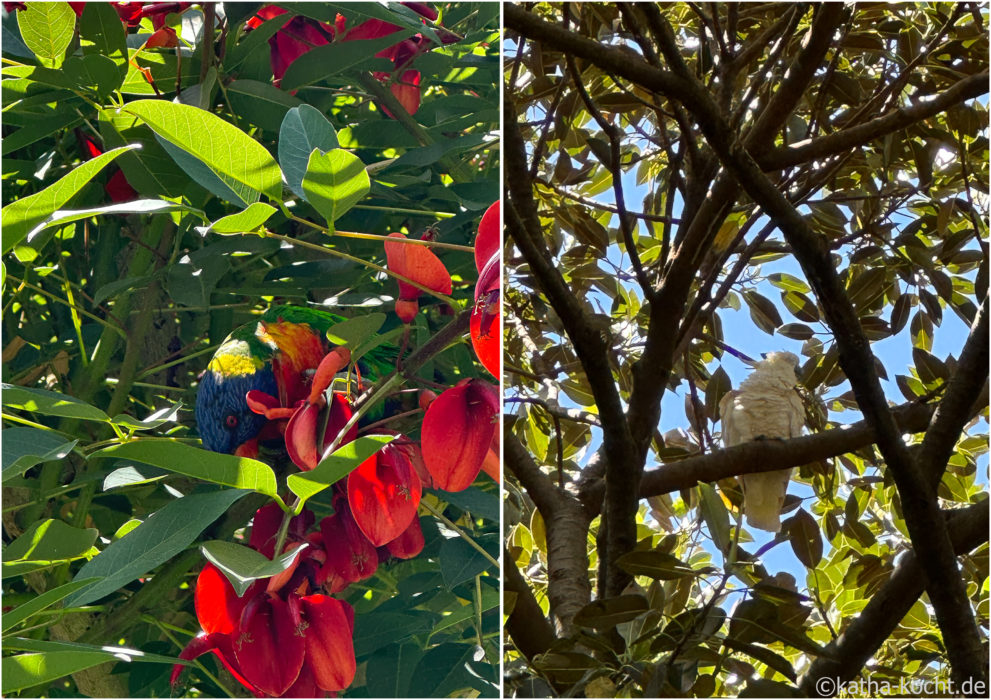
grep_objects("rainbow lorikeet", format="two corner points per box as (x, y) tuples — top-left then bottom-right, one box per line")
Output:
(195, 306), (391, 455)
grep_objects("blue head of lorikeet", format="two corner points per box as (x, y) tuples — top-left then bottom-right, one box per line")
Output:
(195, 306), (394, 455)
(194, 334), (279, 454)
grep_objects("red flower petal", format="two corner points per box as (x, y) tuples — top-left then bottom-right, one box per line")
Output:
(234, 596), (306, 697)
(172, 632), (259, 695)
(194, 563), (256, 635)
(309, 348), (351, 405)
(323, 393), (358, 452)
(421, 379), (498, 491)
(249, 503), (314, 559)
(286, 402), (322, 471)
(384, 70), (422, 117)
(246, 389), (282, 416)
(385, 516), (425, 559)
(318, 501), (378, 591)
(247, 4), (287, 29)
(145, 26), (178, 48)
(268, 15), (334, 81)
(282, 661), (324, 698)
(342, 18), (401, 41)
(347, 443), (422, 546)
(470, 289), (500, 378)
(395, 439), (433, 489)
(400, 2), (438, 21)
(395, 299), (419, 323)
(384, 232), (453, 301)
(474, 201), (499, 274)
(299, 595), (357, 692)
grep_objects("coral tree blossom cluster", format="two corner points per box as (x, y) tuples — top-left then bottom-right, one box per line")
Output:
(175, 205), (499, 696)
(385, 203), (501, 489)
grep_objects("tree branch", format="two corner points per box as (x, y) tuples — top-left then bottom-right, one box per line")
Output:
(799, 499), (989, 696)
(578, 400), (939, 516)
(504, 428), (567, 518)
(759, 71), (989, 170)
(917, 297), (989, 491)
(506, 90), (641, 598)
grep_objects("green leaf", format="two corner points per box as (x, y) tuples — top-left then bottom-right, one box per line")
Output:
(123, 99), (283, 205)
(63, 53), (121, 98)
(722, 637), (797, 682)
(92, 441), (278, 497)
(5, 637), (188, 664)
(351, 612), (433, 657)
(1, 145), (138, 254)
(65, 489), (250, 607)
(698, 483), (731, 554)
(301, 148), (370, 226)
(786, 508), (823, 568)
(434, 486), (500, 522)
(428, 586), (500, 636)
(573, 595), (649, 630)
(166, 245), (232, 307)
(287, 435), (394, 505)
(110, 403), (183, 431)
(79, 1), (128, 78)
(200, 540), (307, 596)
(1, 384), (110, 422)
(102, 465), (168, 491)
(226, 12), (291, 71)
(204, 202), (276, 235)
(2, 116), (85, 158)
(92, 275), (154, 306)
(26, 200), (200, 242)
(394, 133), (488, 169)
(439, 535), (497, 588)
(324, 313), (385, 349)
(1, 428), (77, 483)
(408, 643), (488, 698)
(352, 326), (404, 364)
(99, 107), (188, 198)
(16, 1), (75, 66)
(2, 578), (100, 634)
(120, 50), (194, 95)
(3, 652), (120, 694)
(615, 550), (696, 580)
(767, 272), (811, 294)
(366, 642), (425, 698)
(280, 31), (415, 91)
(279, 104), (340, 199)
(3, 519), (98, 564)
(227, 79), (303, 133)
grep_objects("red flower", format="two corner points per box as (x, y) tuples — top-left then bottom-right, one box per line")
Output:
(245, 346), (358, 471)
(317, 497), (379, 592)
(247, 4), (448, 115)
(145, 26), (178, 48)
(384, 232), (452, 322)
(471, 202), (501, 378)
(420, 379), (499, 491)
(234, 594), (307, 696)
(172, 506), (356, 697)
(474, 201), (500, 274)
(296, 594), (356, 692)
(385, 515), (425, 559)
(347, 441), (422, 546)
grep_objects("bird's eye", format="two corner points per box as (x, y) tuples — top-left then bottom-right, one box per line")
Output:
(225, 414), (239, 429)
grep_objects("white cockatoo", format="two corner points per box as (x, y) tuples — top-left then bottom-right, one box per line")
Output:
(718, 351), (805, 532)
